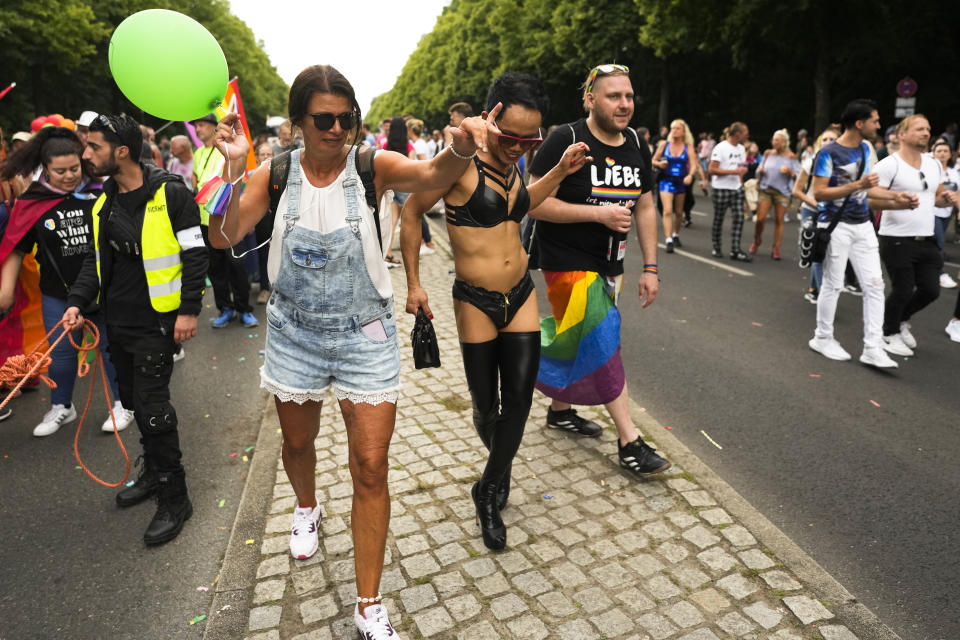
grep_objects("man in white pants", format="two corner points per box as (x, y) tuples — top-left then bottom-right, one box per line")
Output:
(808, 99), (914, 368)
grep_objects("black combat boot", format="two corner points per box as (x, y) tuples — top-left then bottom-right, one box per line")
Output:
(143, 471), (193, 546)
(116, 456), (158, 508)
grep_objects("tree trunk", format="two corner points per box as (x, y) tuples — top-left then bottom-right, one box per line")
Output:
(813, 47), (830, 135)
(658, 64), (670, 128)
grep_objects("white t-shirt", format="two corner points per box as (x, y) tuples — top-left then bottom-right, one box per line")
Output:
(413, 138), (429, 160)
(935, 165), (959, 218)
(426, 139), (438, 159)
(267, 157), (392, 298)
(874, 152), (944, 237)
(710, 140), (745, 190)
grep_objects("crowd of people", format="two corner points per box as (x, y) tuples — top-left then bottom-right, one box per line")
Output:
(1, 61), (959, 639)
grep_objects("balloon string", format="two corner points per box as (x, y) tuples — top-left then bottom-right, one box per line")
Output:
(218, 131), (269, 260)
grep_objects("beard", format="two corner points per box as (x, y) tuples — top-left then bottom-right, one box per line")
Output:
(87, 154), (119, 178)
(591, 107), (631, 136)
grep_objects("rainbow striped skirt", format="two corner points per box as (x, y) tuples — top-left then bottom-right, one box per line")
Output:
(535, 270), (625, 405)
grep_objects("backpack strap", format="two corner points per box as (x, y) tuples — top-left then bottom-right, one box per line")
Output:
(268, 151), (291, 226)
(355, 145), (382, 253)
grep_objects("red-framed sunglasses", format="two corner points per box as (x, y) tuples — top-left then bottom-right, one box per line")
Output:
(498, 130), (543, 152)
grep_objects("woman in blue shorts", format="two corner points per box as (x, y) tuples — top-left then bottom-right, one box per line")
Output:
(209, 65), (496, 639)
(652, 119), (704, 252)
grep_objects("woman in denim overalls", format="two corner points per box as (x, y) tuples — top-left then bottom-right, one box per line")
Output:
(209, 65), (497, 638)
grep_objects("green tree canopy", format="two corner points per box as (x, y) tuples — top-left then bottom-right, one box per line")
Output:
(0, 0), (287, 141)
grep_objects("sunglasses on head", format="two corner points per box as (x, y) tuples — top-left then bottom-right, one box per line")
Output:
(498, 130), (543, 152)
(918, 170), (928, 191)
(586, 63), (630, 94)
(309, 111), (358, 131)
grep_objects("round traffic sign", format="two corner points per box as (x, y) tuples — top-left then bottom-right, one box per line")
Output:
(897, 77), (918, 98)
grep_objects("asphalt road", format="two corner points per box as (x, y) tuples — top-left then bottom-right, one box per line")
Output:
(526, 204), (960, 640)
(0, 290), (267, 640)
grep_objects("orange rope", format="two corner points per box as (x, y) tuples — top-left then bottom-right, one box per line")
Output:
(0, 318), (130, 487)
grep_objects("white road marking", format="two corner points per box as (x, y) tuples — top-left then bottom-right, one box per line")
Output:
(659, 244), (755, 277)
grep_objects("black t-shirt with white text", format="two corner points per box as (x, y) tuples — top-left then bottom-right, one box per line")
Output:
(15, 196), (95, 299)
(529, 119), (653, 276)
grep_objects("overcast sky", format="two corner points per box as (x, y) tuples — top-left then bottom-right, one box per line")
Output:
(227, 0), (452, 121)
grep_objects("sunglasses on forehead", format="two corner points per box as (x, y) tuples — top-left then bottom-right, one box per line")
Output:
(585, 63), (630, 94)
(309, 111), (358, 131)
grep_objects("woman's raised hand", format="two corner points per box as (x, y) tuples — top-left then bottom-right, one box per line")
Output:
(558, 143), (592, 176)
(214, 113), (251, 167)
(451, 103), (503, 155)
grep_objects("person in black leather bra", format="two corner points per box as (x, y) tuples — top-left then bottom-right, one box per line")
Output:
(401, 73), (589, 550)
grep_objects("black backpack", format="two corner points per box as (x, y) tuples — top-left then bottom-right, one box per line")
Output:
(267, 145), (382, 251)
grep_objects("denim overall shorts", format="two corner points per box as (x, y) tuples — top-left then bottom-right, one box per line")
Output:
(260, 147), (401, 405)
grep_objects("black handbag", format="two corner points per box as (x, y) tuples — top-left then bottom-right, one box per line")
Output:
(411, 308), (441, 369)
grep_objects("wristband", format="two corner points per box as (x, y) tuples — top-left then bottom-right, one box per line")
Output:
(643, 265), (658, 274)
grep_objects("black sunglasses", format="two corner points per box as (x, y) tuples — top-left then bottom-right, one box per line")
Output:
(309, 111), (357, 131)
(918, 170), (928, 191)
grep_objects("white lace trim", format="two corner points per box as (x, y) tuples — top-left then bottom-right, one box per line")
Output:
(333, 386), (399, 406)
(260, 376), (329, 405)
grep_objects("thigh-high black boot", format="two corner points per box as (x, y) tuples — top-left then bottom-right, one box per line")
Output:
(475, 331), (540, 550)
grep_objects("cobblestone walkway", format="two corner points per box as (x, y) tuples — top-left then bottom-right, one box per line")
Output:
(237, 247), (861, 640)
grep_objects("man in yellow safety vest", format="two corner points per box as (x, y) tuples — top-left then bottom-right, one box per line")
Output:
(62, 114), (208, 546)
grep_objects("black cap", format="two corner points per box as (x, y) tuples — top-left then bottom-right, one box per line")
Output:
(191, 113), (218, 125)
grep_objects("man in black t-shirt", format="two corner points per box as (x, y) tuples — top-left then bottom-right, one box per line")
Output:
(63, 114), (208, 546)
(528, 64), (670, 477)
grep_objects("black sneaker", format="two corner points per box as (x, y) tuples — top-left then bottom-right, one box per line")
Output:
(546, 408), (603, 437)
(711, 247), (723, 258)
(672, 236), (682, 248)
(665, 241), (675, 254)
(730, 250), (753, 263)
(682, 216), (692, 228)
(618, 437), (671, 475)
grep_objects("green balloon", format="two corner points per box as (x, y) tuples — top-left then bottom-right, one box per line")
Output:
(109, 10), (228, 121)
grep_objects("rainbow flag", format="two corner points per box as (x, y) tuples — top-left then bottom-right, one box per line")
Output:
(215, 78), (257, 175)
(536, 270), (625, 405)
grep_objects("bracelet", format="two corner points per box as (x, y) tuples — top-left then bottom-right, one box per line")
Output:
(357, 593), (383, 604)
(643, 265), (659, 274)
(449, 144), (477, 160)
(643, 264), (658, 268)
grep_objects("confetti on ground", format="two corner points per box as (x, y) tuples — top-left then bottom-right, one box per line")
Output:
(242, 455), (249, 462)
(664, 426), (672, 430)
(751, 322), (763, 327)
(728, 274), (734, 278)
(639, 407), (646, 412)
(211, 356), (217, 361)
(600, 479), (606, 486)
(542, 494), (552, 500)
(700, 430), (723, 450)
(248, 334), (253, 338)
(259, 350), (265, 356)
(869, 400), (881, 408)
(204, 414), (210, 419)
(230, 452), (237, 458)
(225, 393), (231, 397)
(189, 615), (206, 625)
(75, 465), (82, 470)
(808, 374), (821, 378)
(244, 539), (255, 545)
(238, 357), (245, 362)
(681, 296), (687, 300)
(196, 586), (209, 592)
(218, 499), (225, 508)
(244, 340), (250, 344)
(276, 428), (282, 434)
(244, 446), (255, 452)
(212, 574), (220, 585)
(126, 480), (135, 487)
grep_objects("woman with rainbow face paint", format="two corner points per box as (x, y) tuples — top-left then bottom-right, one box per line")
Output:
(402, 73), (589, 551)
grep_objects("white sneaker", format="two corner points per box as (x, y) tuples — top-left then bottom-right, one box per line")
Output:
(882, 333), (914, 357)
(899, 322), (917, 349)
(172, 346), (186, 363)
(354, 604), (397, 640)
(289, 503), (322, 559)
(808, 337), (851, 361)
(419, 243), (435, 256)
(940, 273), (958, 288)
(860, 346), (898, 369)
(946, 319), (960, 343)
(33, 403), (77, 437)
(101, 400), (135, 433)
